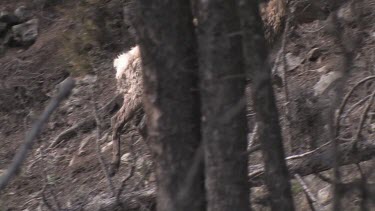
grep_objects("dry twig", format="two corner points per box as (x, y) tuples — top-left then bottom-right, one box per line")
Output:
(353, 90), (375, 145)
(91, 84), (116, 197)
(336, 76), (375, 136)
(343, 94), (372, 119)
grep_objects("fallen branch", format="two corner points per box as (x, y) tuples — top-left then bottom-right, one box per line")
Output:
(0, 77), (75, 191)
(336, 76), (375, 135)
(48, 119), (95, 148)
(249, 139), (375, 186)
(353, 90), (375, 145)
(91, 84), (116, 197)
(48, 94), (123, 148)
(295, 174), (324, 211)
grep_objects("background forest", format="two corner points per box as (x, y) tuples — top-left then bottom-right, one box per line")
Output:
(0, 0), (374, 210)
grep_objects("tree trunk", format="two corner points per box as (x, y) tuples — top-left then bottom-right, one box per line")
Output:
(238, 0), (295, 210)
(197, 1), (250, 211)
(132, 1), (205, 211)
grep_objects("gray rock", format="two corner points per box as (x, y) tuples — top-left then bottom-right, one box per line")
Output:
(274, 52), (303, 75)
(14, 6), (33, 22)
(337, 2), (356, 24)
(0, 11), (20, 26)
(313, 70), (343, 96)
(11, 18), (39, 46)
(285, 53), (303, 71)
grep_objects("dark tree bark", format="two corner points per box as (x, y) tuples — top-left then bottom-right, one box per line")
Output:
(238, 0), (295, 210)
(197, 1), (250, 211)
(131, 1), (205, 211)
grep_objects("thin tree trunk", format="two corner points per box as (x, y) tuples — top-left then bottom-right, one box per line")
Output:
(238, 0), (295, 210)
(132, 1), (205, 211)
(197, 1), (250, 211)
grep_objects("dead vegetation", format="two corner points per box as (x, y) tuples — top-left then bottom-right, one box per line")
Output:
(0, 0), (375, 210)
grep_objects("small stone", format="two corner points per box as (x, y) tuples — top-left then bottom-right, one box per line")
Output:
(80, 74), (97, 85)
(286, 53), (303, 71)
(101, 141), (113, 153)
(318, 185), (332, 205)
(337, 3), (355, 23)
(311, 65), (328, 73)
(121, 153), (131, 163)
(314, 71), (343, 96)
(12, 18), (39, 46)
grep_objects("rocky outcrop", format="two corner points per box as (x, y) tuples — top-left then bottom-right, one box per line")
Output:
(0, 6), (38, 55)
(11, 18), (39, 46)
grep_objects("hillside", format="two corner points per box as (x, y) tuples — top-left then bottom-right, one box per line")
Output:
(0, 0), (374, 210)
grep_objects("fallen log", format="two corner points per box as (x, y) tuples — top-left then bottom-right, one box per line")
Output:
(249, 139), (375, 186)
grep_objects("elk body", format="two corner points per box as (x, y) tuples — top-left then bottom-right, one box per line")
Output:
(111, 45), (146, 174)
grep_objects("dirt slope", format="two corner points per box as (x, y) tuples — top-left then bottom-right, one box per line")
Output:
(0, 0), (374, 210)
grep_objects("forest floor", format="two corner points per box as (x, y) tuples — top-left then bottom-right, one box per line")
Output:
(0, 0), (374, 210)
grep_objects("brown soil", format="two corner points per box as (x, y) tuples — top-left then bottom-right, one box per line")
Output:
(0, 0), (374, 210)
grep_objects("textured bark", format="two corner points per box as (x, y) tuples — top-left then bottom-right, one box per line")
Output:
(239, 0), (295, 210)
(197, 1), (250, 211)
(132, 1), (204, 211)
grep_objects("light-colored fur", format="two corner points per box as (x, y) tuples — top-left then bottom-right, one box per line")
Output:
(110, 45), (144, 175)
(113, 45), (143, 96)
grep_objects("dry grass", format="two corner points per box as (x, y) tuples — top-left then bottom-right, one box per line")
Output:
(60, 0), (126, 76)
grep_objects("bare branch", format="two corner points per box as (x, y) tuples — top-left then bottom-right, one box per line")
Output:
(353, 90), (375, 145)
(90, 82), (116, 197)
(0, 77), (75, 191)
